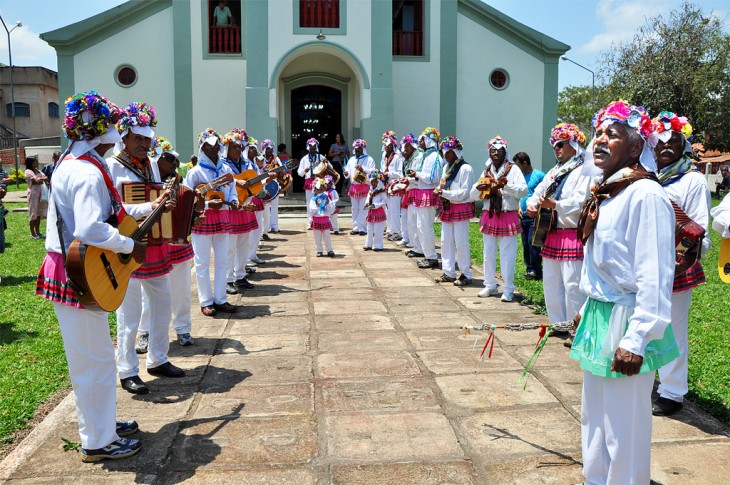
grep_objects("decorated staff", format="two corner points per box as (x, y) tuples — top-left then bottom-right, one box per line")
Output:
(470, 135), (527, 302)
(434, 135), (475, 286)
(526, 123), (591, 346)
(573, 100), (679, 485)
(649, 111), (711, 417)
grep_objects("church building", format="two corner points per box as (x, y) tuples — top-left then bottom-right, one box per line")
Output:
(42, 0), (569, 170)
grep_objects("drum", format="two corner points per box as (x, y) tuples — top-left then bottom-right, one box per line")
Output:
(353, 167), (367, 184)
(257, 179), (280, 201)
(387, 179), (409, 196)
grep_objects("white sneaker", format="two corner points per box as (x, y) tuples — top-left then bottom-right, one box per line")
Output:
(478, 288), (500, 298)
(500, 292), (514, 302)
(396, 240), (408, 247)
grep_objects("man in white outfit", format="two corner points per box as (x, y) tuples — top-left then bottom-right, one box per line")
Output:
(381, 130), (403, 240)
(344, 139), (376, 234)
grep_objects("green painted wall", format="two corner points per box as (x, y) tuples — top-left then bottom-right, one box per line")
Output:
(245, 0), (278, 140)
(173, 0), (194, 157)
(360, 0), (393, 145)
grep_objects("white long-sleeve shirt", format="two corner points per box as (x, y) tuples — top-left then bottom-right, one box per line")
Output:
(381, 152), (404, 182)
(580, 179), (675, 357)
(344, 154), (376, 183)
(469, 161), (527, 211)
(367, 189), (387, 210)
(409, 149), (442, 189)
(297, 153), (323, 178)
(662, 171), (712, 255)
(46, 154), (134, 255)
(183, 154), (238, 208)
(107, 155), (157, 220)
(711, 191), (730, 237)
(309, 193), (336, 216)
(440, 161), (476, 204)
(526, 157), (592, 228)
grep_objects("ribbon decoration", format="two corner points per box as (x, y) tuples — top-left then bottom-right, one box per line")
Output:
(463, 320), (575, 389)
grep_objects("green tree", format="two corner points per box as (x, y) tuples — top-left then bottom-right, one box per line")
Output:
(557, 85), (612, 136)
(597, 1), (730, 151)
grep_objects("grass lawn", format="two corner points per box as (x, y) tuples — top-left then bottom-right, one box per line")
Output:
(437, 205), (729, 423)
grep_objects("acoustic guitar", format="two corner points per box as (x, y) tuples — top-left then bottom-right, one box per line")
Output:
(531, 177), (562, 248)
(234, 159), (298, 201)
(718, 238), (730, 284)
(65, 178), (177, 312)
(197, 173), (235, 204)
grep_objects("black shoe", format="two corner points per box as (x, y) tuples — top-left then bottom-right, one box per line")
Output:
(435, 273), (456, 283)
(213, 302), (237, 313)
(363, 246), (372, 251)
(226, 282), (239, 295)
(406, 250), (425, 258)
(116, 420), (139, 437)
(359, 231), (367, 236)
(234, 278), (254, 289)
(350, 230), (358, 235)
(327, 251), (335, 257)
(652, 397), (683, 416)
(373, 248), (383, 252)
(316, 252), (323, 257)
(334, 231), (339, 235)
(245, 266), (257, 274)
(262, 234), (271, 241)
(454, 274), (472, 286)
(525, 270), (538, 280)
(81, 438), (141, 463)
(120, 376), (149, 395)
(417, 258), (440, 269)
(147, 361), (185, 378)
(563, 336), (574, 348)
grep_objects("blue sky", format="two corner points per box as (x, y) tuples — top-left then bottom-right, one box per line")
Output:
(1, 0), (728, 91)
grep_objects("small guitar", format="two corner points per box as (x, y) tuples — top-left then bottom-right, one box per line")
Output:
(194, 173), (235, 207)
(234, 159), (297, 201)
(531, 175), (564, 248)
(65, 178), (176, 312)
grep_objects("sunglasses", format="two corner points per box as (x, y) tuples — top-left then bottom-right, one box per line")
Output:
(554, 141), (567, 149)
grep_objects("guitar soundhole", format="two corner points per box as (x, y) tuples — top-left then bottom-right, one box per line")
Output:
(118, 253), (131, 264)
(724, 263), (730, 275)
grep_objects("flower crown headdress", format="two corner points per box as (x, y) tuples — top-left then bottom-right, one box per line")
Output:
(150, 136), (176, 157)
(651, 111), (693, 141)
(382, 130), (397, 146)
(306, 138), (319, 147)
(421, 127), (441, 143)
(116, 102), (157, 133)
(440, 135), (463, 152)
(62, 91), (121, 141)
(593, 100), (652, 138)
(245, 136), (258, 147)
(550, 123), (587, 147)
(222, 128), (248, 145)
(197, 128), (221, 147)
(401, 133), (417, 146)
(261, 139), (274, 151)
(369, 170), (385, 181)
(487, 135), (508, 149)
(352, 138), (367, 149)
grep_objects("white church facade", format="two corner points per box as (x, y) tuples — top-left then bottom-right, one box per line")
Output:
(42, 0), (568, 170)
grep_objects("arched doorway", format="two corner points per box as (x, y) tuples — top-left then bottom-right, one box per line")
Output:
(290, 85), (342, 192)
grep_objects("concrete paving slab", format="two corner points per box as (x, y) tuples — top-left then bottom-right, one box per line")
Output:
(160, 467), (318, 485)
(313, 299), (388, 315)
(317, 330), (411, 352)
(376, 285), (450, 299)
(325, 412), (463, 463)
(331, 461), (480, 484)
(195, 383), (314, 417)
(227, 316), (311, 336)
(458, 408), (582, 463)
(320, 377), (441, 413)
(417, 349), (524, 374)
(406, 328), (495, 350)
(397, 312), (478, 330)
(317, 351), (421, 379)
(372, 276), (438, 287)
(205, 355), (313, 388)
(219, 333), (310, 356)
(435, 372), (559, 413)
(513, 344), (577, 369)
(309, 287), (376, 301)
(482, 453), (584, 484)
(651, 441), (730, 484)
(385, 297), (462, 313)
(535, 367), (585, 404)
(310, 277), (373, 289)
(315, 313), (396, 331)
(310, 269), (367, 278)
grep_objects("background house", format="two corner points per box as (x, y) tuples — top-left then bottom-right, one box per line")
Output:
(41, 0), (569, 187)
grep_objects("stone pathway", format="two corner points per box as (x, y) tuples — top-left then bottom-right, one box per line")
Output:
(1, 213), (729, 484)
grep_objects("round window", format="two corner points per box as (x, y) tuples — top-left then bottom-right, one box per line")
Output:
(115, 65), (138, 87)
(489, 69), (509, 90)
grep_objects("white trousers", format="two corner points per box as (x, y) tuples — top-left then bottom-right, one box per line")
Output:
(329, 211), (340, 232)
(268, 197), (279, 231)
(249, 211), (264, 260)
(482, 234), (517, 293)
(401, 206), (410, 243)
(366, 220), (386, 249)
(305, 189), (313, 224)
(314, 230), (333, 253)
(55, 303), (119, 450)
(386, 195), (402, 235)
(116, 275), (171, 379)
(262, 203), (271, 236)
(351, 196), (367, 232)
(441, 220), (472, 279)
(227, 231), (253, 283)
(192, 232), (229, 307)
(657, 289), (693, 402)
(416, 206), (437, 260)
(543, 258), (585, 323)
(139, 260), (193, 336)
(582, 370), (654, 485)
(407, 204), (421, 251)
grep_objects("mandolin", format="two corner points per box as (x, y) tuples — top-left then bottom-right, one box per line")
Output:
(196, 173), (235, 205)
(234, 159), (297, 201)
(65, 178), (177, 312)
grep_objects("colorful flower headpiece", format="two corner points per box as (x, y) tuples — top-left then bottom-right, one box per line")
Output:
(487, 135), (508, 149)
(306, 138), (319, 147)
(150, 136), (176, 157)
(352, 138), (367, 149)
(313, 177), (327, 191)
(369, 170), (385, 181)
(382, 130), (397, 146)
(222, 128), (248, 145)
(198, 128), (221, 147)
(261, 139), (274, 151)
(116, 102), (157, 133)
(592, 100), (652, 138)
(245, 136), (258, 147)
(62, 91), (121, 141)
(651, 111), (693, 141)
(401, 133), (417, 146)
(421, 127), (441, 143)
(550, 123), (587, 147)
(324, 174), (334, 185)
(440, 135), (463, 152)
